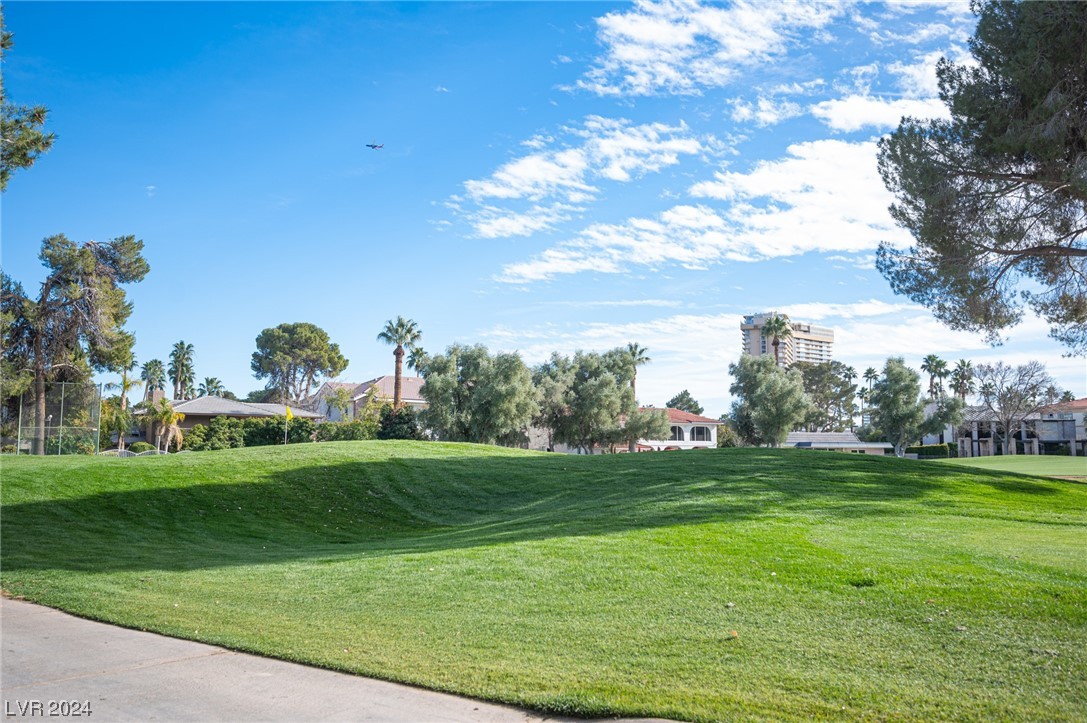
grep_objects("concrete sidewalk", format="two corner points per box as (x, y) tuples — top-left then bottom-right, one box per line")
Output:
(1, 598), (659, 722)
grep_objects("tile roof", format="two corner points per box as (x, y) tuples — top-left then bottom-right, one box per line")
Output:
(642, 407), (721, 425)
(153, 396), (322, 419)
(960, 405), (1043, 423)
(785, 431), (893, 449)
(352, 375), (425, 402)
(1040, 397), (1087, 414)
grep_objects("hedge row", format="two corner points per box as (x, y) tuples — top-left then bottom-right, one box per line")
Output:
(905, 443), (957, 459)
(181, 406), (420, 452)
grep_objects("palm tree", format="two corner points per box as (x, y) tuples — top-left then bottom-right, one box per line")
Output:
(920, 354), (947, 399)
(149, 398), (185, 452)
(140, 359), (166, 402)
(626, 342), (651, 401)
(863, 367), (879, 391)
(761, 313), (792, 367)
(198, 377), (225, 397)
(168, 341), (195, 400)
(949, 359), (975, 403)
(105, 355), (143, 451)
(377, 316), (422, 408)
(407, 346), (429, 376)
(100, 398), (133, 453)
(625, 342), (651, 452)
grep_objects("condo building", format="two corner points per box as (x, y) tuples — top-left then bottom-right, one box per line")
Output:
(741, 312), (834, 367)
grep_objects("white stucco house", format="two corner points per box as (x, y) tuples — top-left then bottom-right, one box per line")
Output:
(639, 408), (720, 451)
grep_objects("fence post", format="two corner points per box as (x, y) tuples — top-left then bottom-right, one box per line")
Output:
(58, 382), (66, 455)
(16, 393), (23, 456)
(96, 383), (103, 456)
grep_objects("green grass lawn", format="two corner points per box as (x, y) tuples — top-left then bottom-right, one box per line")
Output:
(933, 454), (1087, 479)
(3, 443), (1085, 722)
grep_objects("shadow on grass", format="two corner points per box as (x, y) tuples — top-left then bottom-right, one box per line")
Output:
(0, 447), (1053, 574)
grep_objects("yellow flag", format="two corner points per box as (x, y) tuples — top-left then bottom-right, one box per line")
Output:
(285, 405), (294, 420)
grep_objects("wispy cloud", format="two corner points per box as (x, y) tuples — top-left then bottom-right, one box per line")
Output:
(498, 139), (911, 283)
(456, 116), (711, 238)
(810, 95), (947, 131)
(728, 96), (804, 127)
(576, 0), (847, 97)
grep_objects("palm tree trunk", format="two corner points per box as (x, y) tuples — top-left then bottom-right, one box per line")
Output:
(393, 346), (404, 408)
(773, 339), (780, 366)
(33, 368), (46, 455)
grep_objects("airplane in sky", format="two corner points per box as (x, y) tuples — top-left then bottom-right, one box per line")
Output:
(365, 142), (384, 150)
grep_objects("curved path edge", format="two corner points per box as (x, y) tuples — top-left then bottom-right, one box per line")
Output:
(1, 597), (669, 722)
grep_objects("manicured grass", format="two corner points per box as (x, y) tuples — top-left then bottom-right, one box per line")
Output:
(933, 454), (1087, 479)
(3, 443), (1085, 721)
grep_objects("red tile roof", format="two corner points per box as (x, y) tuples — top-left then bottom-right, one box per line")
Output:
(641, 407), (721, 424)
(1041, 397), (1087, 413)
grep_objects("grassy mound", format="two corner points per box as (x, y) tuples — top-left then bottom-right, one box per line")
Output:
(3, 442), (1085, 721)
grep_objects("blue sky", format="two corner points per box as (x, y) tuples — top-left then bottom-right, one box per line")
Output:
(3, 0), (1083, 416)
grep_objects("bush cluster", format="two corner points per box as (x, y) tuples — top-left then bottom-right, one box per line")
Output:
(904, 443), (956, 458)
(181, 406), (420, 451)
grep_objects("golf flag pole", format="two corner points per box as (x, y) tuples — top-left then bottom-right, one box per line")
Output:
(284, 404), (293, 444)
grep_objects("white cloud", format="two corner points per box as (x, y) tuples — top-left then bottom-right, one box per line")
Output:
(458, 116), (709, 237)
(577, 0), (847, 97)
(729, 96), (804, 126)
(690, 138), (910, 254)
(810, 95), (948, 131)
(825, 254), (876, 270)
(887, 46), (972, 98)
(499, 139), (912, 283)
(465, 149), (596, 204)
(467, 203), (583, 240)
(779, 299), (917, 321)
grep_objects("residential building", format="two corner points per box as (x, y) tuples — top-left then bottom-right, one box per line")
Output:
(938, 400), (1086, 457)
(1037, 398), (1086, 456)
(309, 376), (427, 421)
(785, 431), (892, 455)
(741, 312), (834, 367)
(640, 408), (721, 451)
(135, 396), (322, 432)
(527, 407), (721, 453)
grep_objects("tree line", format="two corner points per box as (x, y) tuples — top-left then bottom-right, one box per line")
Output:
(724, 348), (1070, 457)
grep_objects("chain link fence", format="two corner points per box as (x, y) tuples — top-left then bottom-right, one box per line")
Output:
(2, 381), (103, 455)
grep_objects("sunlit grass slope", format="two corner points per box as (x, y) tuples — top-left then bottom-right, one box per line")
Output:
(933, 454), (1087, 479)
(3, 443), (1085, 722)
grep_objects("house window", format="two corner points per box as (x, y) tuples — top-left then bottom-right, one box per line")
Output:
(691, 426), (710, 441)
(670, 426), (684, 441)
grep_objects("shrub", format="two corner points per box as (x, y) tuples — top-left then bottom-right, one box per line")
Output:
(199, 416), (242, 450)
(128, 441), (155, 454)
(183, 424), (209, 451)
(377, 405), (420, 440)
(242, 416), (315, 446)
(45, 432), (96, 455)
(905, 443), (952, 459)
(315, 419), (378, 442)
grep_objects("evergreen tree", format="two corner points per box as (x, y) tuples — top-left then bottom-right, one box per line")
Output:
(2, 235), (148, 454)
(1, 9), (55, 191)
(665, 389), (703, 415)
(878, 1), (1087, 354)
